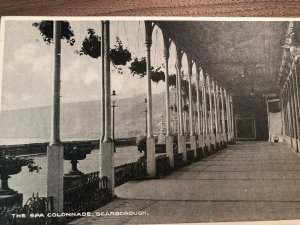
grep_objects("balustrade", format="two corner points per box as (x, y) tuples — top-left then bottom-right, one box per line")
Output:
(174, 153), (184, 169)
(196, 147), (204, 161)
(64, 174), (110, 213)
(186, 149), (195, 163)
(155, 154), (170, 177)
(114, 160), (147, 187)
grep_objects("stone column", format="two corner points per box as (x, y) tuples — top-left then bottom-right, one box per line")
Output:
(163, 32), (174, 168)
(283, 89), (288, 141)
(196, 65), (203, 150)
(226, 90), (232, 143)
(187, 55), (196, 158)
(175, 47), (187, 162)
(220, 87), (226, 147)
(100, 21), (114, 196)
(213, 80), (218, 149)
(230, 94), (235, 143)
(286, 85), (292, 146)
(207, 74), (214, 151)
(286, 89), (290, 140)
(280, 93), (286, 142)
(288, 76), (297, 150)
(47, 21), (64, 213)
(202, 71), (209, 152)
(294, 57), (300, 150)
(101, 21), (105, 142)
(145, 21), (156, 177)
(292, 70), (300, 151)
(227, 92), (231, 142)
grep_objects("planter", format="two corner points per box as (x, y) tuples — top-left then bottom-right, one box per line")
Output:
(64, 146), (91, 176)
(0, 160), (23, 195)
(64, 145), (92, 189)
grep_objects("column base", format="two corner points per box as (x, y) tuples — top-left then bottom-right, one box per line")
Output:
(210, 134), (217, 153)
(100, 141), (115, 197)
(286, 136), (292, 148)
(198, 134), (204, 148)
(204, 134), (211, 155)
(198, 134), (205, 158)
(166, 136), (174, 168)
(291, 138), (298, 152)
(178, 135), (187, 163)
(47, 144), (64, 213)
(147, 137), (156, 177)
(190, 135), (197, 158)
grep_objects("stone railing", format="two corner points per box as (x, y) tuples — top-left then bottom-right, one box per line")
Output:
(0, 193), (53, 225)
(64, 173), (110, 213)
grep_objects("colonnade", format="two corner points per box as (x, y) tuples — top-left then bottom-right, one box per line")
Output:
(47, 20), (236, 213)
(280, 21), (300, 152)
(144, 21), (235, 176)
(280, 55), (300, 152)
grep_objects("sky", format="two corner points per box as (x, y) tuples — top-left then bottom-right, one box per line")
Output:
(0, 19), (191, 111)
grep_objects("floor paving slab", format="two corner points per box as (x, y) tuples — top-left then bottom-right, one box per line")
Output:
(69, 142), (300, 224)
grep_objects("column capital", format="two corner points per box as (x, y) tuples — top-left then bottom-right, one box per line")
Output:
(211, 78), (215, 89)
(162, 29), (171, 60)
(199, 68), (204, 84)
(145, 21), (154, 48)
(175, 63), (182, 71)
(175, 45), (183, 70)
(219, 86), (223, 97)
(215, 83), (219, 94)
(187, 53), (193, 78)
(206, 73), (210, 84)
(195, 63), (201, 81)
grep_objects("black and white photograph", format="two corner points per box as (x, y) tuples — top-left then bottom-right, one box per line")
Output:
(0, 17), (299, 225)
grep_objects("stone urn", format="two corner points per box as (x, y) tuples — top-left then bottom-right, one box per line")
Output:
(0, 153), (33, 207)
(0, 159), (22, 195)
(63, 145), (91, 189)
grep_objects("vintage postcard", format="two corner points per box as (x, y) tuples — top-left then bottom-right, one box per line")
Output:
(0, 16), (299, 225)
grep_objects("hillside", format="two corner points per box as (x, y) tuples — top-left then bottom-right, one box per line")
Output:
(0, 92), (167, 141)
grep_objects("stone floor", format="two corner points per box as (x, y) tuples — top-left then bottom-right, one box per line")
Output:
(69, 141), (300, 225)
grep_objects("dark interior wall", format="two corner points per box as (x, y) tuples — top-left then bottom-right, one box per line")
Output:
(254, 102), (268, 141)
(234, 96), (268, 141)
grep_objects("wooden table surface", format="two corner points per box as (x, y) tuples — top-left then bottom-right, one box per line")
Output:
(0, 0), (300, 17)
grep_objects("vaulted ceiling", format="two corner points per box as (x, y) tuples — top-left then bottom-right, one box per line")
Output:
(156, 21), (288, 108)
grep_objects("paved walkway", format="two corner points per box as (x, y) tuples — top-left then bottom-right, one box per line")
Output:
(69, 142), (300, 224)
